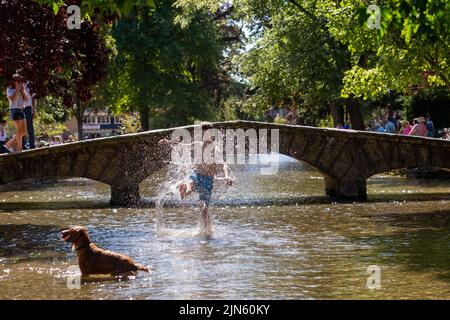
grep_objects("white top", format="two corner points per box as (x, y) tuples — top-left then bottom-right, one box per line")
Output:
(6, 87), (26, 109)
(24, 87), (33, 107)
(0, 126), (6, 142)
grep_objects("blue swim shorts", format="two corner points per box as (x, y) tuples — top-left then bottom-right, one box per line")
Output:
(189, 171), (214, 205)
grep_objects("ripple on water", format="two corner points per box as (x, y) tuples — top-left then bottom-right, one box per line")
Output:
(0, 166), (450, 299)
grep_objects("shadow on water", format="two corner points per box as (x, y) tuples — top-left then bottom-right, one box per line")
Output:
(368, 192), (450, 203)
(355, 209), (450, 283)
(0, 178), (63, 192)
(0, 224), (67, 261)
(0, 201), (111, 212)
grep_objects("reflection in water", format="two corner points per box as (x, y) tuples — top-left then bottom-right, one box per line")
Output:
(0, 156), (450, 299)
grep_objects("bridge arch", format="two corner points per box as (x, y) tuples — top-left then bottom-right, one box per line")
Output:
(0, 121), (449, 205)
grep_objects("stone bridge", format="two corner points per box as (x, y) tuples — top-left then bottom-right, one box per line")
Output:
(0, 121), (449, 205)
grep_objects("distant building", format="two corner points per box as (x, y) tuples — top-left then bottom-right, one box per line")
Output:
(65, 110), (123, 139)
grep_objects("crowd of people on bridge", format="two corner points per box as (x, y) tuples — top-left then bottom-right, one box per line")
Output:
(34, 134), (77, 148)
(365, 113), (435, 137)
(336, 104), (450, 140)
(265, 103), (449, 140)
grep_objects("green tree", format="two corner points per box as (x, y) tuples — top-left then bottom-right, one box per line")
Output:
(178, 0), (450, 129)
(51, 22), (112, 140)
(329, 0), (450, 100)
(177, 0), (368, 128)
(403, 87), (450, 130)
(106, 0), (234, 129)
(0, 0), (67, 96)
(38, 0), (155, 17)
(1, 1), (112, 140)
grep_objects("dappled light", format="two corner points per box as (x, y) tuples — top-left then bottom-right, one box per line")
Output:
(1, 0), (450, 303)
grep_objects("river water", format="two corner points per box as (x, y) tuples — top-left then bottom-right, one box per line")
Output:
(1, 155), (450, 299)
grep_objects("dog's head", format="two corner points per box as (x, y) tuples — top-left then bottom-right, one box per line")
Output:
(61, 226), (91, 251)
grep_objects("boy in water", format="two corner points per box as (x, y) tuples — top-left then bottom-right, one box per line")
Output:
(158, 137), (233, 231)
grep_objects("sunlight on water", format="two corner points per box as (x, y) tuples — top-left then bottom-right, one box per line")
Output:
(0, 155), (450, 299)
(153, 161), (204, 236)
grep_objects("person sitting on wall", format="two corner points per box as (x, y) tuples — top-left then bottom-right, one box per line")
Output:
(0, 119), (10, 154)
(399, 120), (412, 135)
(409, 117), (427, 137)
(384, 118), (397, 134)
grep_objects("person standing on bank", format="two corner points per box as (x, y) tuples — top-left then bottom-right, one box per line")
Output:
(425, 113), (434, 138)
(5, 74), (28, 152)
(22, 81), (36, 149)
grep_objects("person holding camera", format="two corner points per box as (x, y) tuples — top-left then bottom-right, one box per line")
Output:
(5, 74), (28, 152)
(22, 81), (37, 149)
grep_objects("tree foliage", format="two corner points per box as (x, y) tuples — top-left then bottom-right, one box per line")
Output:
(1, 0), (112, 139)
(239, 2), (350, 122)
(0, 0), (67, 95)
(403, 87), (450, 130)
(37, 0), (155, 17)
(106, 0), (238, 129)
(329, 0), (450, 100)
(176, 0), (356, 126)
(57, 21), (112, 139)
(1, 0), (110, 99)
(7, 0), (447, 132)
(176, 0), (450, 128)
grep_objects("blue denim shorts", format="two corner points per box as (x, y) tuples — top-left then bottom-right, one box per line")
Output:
(10, 109), (25, 121)
(189, 171), (214, 204)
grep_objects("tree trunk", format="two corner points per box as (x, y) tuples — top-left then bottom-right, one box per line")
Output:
(77, 117), (83, 141)
(347, 96), (365, 130)
(329, 101), (344, 127)
(76, 100), (84, 141)
(139, 106), (149, 131)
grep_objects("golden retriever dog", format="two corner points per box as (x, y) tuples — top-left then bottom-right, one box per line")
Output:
(61, 226), (149, 277)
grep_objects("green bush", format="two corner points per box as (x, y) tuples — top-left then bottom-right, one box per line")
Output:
(403, 87), (450, 130)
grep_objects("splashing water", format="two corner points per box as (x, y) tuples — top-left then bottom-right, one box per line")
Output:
(153, 161), (218, 237)
(154, 162), (230, 237)
(4, 156), (450, 299)
(154, 162), (186, 235)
